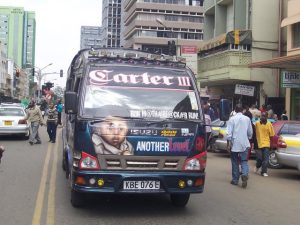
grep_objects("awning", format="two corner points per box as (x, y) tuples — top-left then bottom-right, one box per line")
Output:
(248, 54), (300, 71)
(281, 13), (300, 27)
(199, 30), (252, 52)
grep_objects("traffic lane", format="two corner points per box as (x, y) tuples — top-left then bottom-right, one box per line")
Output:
(55, 152), (300, 225)
(0, 129), (49, 225)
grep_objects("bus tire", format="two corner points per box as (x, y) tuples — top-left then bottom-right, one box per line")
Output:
(170, 194), (190, 207)
(71, 190), (85, 208)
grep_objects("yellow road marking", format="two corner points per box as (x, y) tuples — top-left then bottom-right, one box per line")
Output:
(46, 130), (61, 225)
(31, 142), (52, 225)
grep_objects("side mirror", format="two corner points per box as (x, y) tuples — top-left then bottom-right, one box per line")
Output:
(64, 91), (77, 114)
(220, 99), (231, 121)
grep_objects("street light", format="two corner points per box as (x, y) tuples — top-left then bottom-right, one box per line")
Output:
(156, 18), (178, 56)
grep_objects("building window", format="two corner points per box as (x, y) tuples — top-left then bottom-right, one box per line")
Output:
(292, 22), (300, 48)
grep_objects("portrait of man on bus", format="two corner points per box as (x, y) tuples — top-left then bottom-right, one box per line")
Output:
(91, 116), (134, 155)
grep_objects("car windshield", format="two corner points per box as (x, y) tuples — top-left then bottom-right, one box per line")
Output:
(82, 65), (202, 121)
(0, 108), (25, 116)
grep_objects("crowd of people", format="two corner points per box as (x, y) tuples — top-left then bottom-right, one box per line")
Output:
(203, 101), (286, 189)
(25, 98), (63, 145)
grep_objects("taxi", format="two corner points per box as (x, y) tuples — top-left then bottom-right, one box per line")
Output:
(276, 134), (300, 172)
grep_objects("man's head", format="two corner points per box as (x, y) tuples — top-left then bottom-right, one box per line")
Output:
(49, 103), (54, 109)
(28, 100), (35, 108)
(260, 112), (268, 124)
(235, 104), (243, 113)
(94, 116), (128, 149)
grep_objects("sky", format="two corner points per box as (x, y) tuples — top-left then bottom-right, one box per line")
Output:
(1, 0), (102, 87)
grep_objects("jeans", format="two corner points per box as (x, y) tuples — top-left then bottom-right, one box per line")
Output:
(29, 122), (41, 143)
(256, 148), (269, 174)
(230, 149), (249, 183)
(47, 122), (57, 141)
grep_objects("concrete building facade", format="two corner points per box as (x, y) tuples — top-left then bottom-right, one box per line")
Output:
(80, 26), (102, 49)
(198, 0), (281, 112)
(0, 6), (36, 69)
(101, 0), (122, 48)
(249, 0), (300, 120)
(122, 0), (204, 56)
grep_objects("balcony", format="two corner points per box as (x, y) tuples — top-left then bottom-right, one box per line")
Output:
(204, 0), (215, 11)
(198, 50), (252, 85)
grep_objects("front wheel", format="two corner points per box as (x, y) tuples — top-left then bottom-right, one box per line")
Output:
(268, 150), (283, 169)
(71, 190), (85, 208)
(170, 194), (190, 207)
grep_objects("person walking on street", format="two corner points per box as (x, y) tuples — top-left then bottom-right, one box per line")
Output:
(26, 101), (45, 145)
(56, 99), (63, 127)
(254, 112), (275, 177)
(39, 98), (48, 119)
(281, 110), (288, 120)
(0, 145), (4, 164)
(226, 104), (253, 188)
(47, 103), (58, 143)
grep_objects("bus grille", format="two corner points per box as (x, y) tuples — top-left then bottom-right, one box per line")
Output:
(99, 156), (185, 171)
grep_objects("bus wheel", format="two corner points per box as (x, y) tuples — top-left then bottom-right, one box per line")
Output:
(170, 194), (190, 207)
(71, 190), (85, 208)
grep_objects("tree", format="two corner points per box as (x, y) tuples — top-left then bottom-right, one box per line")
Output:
(53, 86), (64, 99)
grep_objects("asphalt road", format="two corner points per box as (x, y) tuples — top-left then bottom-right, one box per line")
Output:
(0, 127), (300, 225)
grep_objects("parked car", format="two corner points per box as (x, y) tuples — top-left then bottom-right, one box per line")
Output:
(268, 121), (300, 169)
(211, 119), (227, 152)
(275, 134), (300, 171)
(0, 103), (30, 139)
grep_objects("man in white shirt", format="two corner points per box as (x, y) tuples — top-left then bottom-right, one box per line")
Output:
(226, 104), (253, 188)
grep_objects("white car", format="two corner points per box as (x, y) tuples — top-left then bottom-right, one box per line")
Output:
(0, 104), (30, 139)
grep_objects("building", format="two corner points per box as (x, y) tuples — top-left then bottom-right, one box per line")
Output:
(249, 0), (300, 120)
(80, 26), (102, 49)
(101, 0), (122, 48)
(0, 6), (36, 69)
(198, 0), (281, 112)
(122, 0), (204, 58)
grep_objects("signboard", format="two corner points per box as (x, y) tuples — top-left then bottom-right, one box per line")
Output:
(281, 71), (300, 88)
(181, 46), (198, 75)
(234, 84), (255, 96)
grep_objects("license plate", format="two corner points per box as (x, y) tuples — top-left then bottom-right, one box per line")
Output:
(123, 180), (160, 190)
(4, 121), (12, 126)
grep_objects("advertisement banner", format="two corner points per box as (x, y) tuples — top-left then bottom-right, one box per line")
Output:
(281, 71), (300, 88)
(234, 84), (255, 96)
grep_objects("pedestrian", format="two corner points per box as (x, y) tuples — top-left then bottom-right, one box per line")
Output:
(259, 104), (267, 113)
(0, 145), (4, 164)
(204, 108), (212, 149)
(266, 104), (274, 119)
(281, 110), (288, 120)
(25, 100), (45, 145)
(39, 98), (48, 119)
(47, 103), (58, 143)
(254, 112), (275, 177)
(226, 104), (253, 188)
(56, 99), (63, 126)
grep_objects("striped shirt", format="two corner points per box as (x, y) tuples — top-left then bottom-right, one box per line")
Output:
(47, 108), (58, 123)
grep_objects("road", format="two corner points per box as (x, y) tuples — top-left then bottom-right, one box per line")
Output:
(0, 127), (300, 225)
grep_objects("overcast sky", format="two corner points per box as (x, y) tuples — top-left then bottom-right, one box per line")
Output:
(1, 0), (102, 87)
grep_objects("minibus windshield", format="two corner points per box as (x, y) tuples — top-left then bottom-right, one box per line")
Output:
(82, 66), (202, 121)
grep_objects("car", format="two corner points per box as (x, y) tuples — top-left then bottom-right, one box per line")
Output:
(211, 119), (228, 153)
(275, 134), (300, 171)
(0, 104), (30, 139)
(211, 119), (255, 157)
(268, 121), (300, 169)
